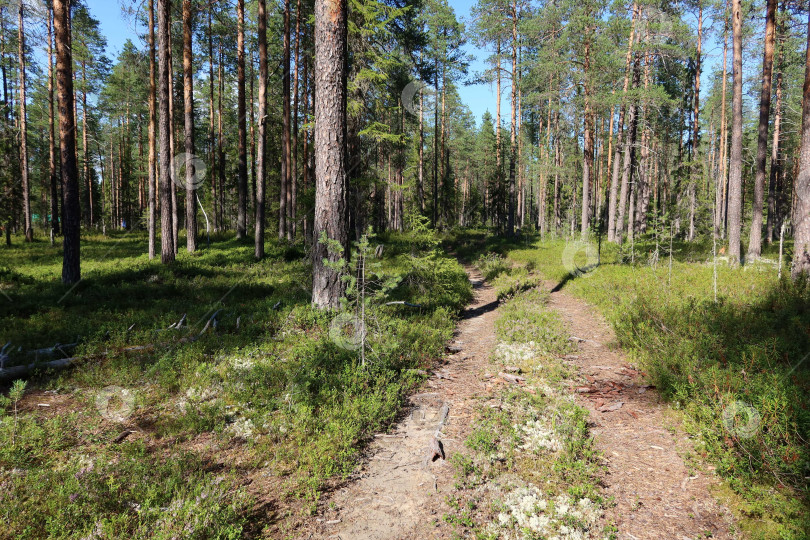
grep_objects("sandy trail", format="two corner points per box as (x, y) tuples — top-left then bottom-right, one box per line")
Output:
(545, 280), (738, 539)
(308, 267), (499, 540)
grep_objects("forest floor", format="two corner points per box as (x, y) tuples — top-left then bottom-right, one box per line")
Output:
(305, 257), (739, 539)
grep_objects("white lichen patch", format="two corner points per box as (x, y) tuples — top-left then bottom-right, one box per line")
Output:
(495, 484), (601, 540)
(517, 419), (563, 453)
(226, 417), (254, 439)
(494, 342), (539, 365)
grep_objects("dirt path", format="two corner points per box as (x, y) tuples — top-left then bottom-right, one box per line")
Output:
(302, 267), (738, 540)
(544, 281), (738, 539)
(306, 267), (499, 540)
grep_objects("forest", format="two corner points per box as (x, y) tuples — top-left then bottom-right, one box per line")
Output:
(0, 0), (809, 538)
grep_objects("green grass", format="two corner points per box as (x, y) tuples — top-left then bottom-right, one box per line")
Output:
(450, 229), (810, 539)
(0, 229), (472, 538)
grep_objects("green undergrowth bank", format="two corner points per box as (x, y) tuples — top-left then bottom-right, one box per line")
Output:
(0, 226), (471, 538)
(443, 260), (611, 539)
(449, 229), (809, 539)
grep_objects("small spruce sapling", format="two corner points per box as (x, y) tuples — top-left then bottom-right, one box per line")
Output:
(0, 380), (28, 448)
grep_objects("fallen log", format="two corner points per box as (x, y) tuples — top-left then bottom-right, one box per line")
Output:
(0, 356), (79, 381)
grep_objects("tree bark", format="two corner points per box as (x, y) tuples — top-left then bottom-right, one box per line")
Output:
(616, 56), (641, 244)
(689, 2), (702, 242)
(18, 4), (31, 242)
(148, 0), (157, 259)
(747, 0), (777, 259)
(507, 5), (517, 237)
(55, 0), (80, 283)
(312, 0), (348, 309)
(208, 9), (218, 233)
(236, 0), (247, 239)
(580, 32), (593, 238)
(717, 14), (729, 237)
(727, 0), (744, 265)
(608, 3), (637, 242)
(47, 4), (59, 236)
(767, 58), (783, 243)
(792, 7), (810, 278)
(158, 0), (175, 263)
(182, 0), (197, 253)
(255, 0), (268, 259)
(282, 0), (292, 240)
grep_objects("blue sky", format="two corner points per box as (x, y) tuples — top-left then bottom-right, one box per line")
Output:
(86, 0), (724, 128)
(87, 0), (499, 125)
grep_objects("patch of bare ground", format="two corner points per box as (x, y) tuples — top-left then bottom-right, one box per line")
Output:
(300, 267), (500, 540)
(545, 280), (739, 539)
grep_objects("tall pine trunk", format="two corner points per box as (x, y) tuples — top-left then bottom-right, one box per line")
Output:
(18, 4), (31, 242)
(55, 0), (80, 283)
(281, 0), (291, 240)
(236, 0), (247, 239)
(312, 0), (348, 309)
(507, 5), (517, 237)
(688, 2), (702, 242)
(182, 0), (196, 252)
(255, 0), (268, 259)
(747, 0), (777, 259)
(608, 3), (637, 242)
(791, 6), (810, 278)
(727, 0), (744, 265)
(47, 5), (59, 236)
(158, 0), (175, 263)
(148, 0), (157, 259)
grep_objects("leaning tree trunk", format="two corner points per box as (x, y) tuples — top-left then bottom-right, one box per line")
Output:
(158, 0), (175, 263)
(312, 0), (348, 310)
(792, 7), (810, 278)
(255, 0), (268, 259)
(182, 0), (197, 253)
(747, 0), (777, 259)
(54, 0), (80, 283)
(727, 0), (744, 265)
(18, 4), (31, 242)
(236, 0), (247, 239)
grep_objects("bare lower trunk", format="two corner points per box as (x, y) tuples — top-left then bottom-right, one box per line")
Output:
(255, 0), (268, 259)
(55, 0), (81, 282)
(792, 7), (810, 278)
(148, 0), (157, 259)
(727, 0), (744, 265)
(158, 0), (175, 263)
(236, 0), (247, 239)
(18, 4), (31, 242)
(182, 0), (197, 252)
(312, 0), (348, 309)
(747, 0), (777, 259)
